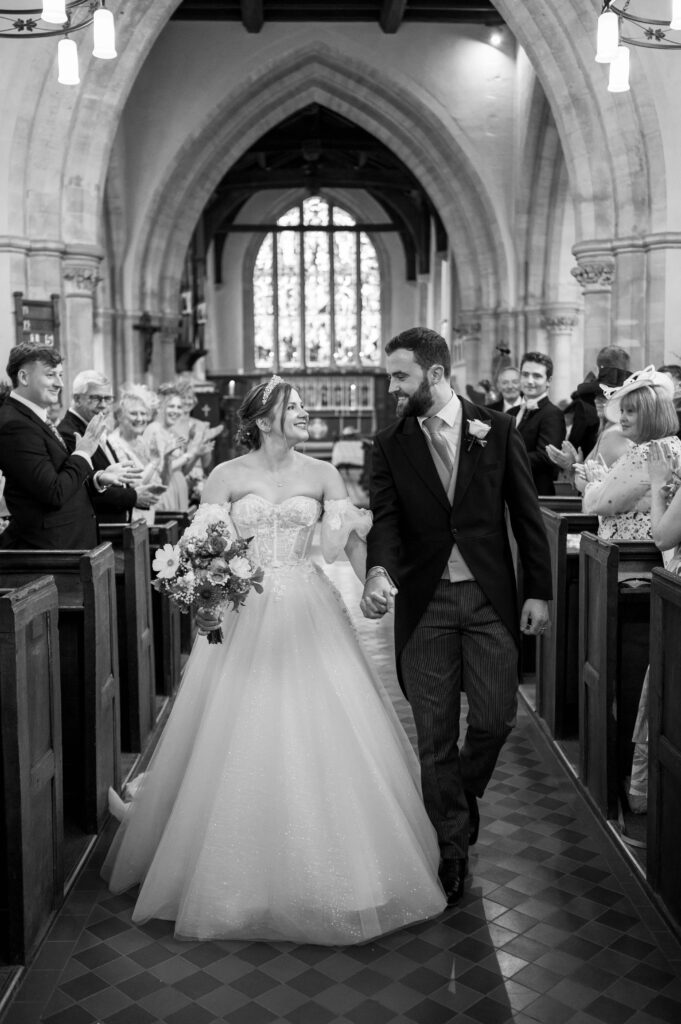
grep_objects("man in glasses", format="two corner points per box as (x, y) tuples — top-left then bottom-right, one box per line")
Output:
(59, 370), (149, 524)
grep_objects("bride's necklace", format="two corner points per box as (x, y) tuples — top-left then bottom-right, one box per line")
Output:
(265, 457), (295, 488)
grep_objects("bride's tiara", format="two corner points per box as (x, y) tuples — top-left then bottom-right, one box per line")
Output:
(262, 374), (285, 405)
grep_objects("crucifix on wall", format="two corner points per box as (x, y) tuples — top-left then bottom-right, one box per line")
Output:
(133, 311), (160, 372)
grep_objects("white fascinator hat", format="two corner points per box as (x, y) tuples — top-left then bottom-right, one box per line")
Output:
(601, 365), (675, 423)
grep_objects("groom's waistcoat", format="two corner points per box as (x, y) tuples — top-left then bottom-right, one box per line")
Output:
(367, 397), (552, 661)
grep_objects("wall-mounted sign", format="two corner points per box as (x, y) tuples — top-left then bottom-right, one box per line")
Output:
(13, 292), (60, 348)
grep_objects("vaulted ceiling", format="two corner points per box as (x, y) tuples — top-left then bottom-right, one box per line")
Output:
(173, 1), (503, 33)
(205, 104), (448, 282)
(177, 2), (505, 281)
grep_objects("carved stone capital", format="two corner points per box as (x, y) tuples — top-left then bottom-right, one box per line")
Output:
(453, 320), (481, 339)
(570, 261), (614, 292)
(541, 315), (579, 336)
(63, 264), (102, 295)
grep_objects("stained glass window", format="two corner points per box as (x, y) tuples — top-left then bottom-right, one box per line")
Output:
(252, 197), (381, 369)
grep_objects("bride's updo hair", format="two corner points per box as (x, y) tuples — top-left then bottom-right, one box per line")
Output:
(235, 376), (293, 450)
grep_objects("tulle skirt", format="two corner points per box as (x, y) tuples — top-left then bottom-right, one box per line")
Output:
(102, 561), (445, 944)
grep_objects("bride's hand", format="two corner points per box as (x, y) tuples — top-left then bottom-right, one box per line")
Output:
(360, 575), (397, 619)
(196, 607), (221, 634)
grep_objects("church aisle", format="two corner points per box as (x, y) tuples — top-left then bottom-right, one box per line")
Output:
(3, 562), (681, 1024)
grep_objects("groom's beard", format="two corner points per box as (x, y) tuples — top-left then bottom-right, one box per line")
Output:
(395, 377), (433, 418)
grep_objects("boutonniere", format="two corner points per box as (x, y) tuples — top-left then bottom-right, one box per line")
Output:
(465, 419), (491, 451)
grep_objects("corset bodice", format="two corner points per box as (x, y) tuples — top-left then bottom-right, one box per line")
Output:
(230, 494), (321, 568)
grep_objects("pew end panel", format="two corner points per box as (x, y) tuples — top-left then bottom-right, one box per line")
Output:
(148, 520), (181, 697)
(538, 510), (598, 739)
(0, 576), (63, 964)
(579, 534), (619, 818)
(579, 535), (661, 821)
(648, 568), (681, 929)
(0, 546), (121, 836)
(153, 510), (197, 653)
(100, 522), (156, 754)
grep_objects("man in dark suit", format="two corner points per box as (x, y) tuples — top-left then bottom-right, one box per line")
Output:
(486, 365), (521, 413)
(511, 352), (566, 495)
(361, 328), (552, 905)
(58, 370), (153, 524)
(0, 344), (110, 549)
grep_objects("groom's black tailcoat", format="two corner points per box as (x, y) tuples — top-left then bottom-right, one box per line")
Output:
(367, 397), (552, 671)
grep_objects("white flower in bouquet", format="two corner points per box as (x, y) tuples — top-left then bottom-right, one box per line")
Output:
(229, 555), (254, 579)
(152, 543), (181, 579)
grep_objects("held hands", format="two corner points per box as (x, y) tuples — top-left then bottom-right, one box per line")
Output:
(360, 575), (398, 619)
(73, 412), (108, 458)
(520, 599), (550, 637)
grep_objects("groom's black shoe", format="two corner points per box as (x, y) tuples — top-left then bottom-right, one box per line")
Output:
(439, 857), (468, 906)
(465, 790), (480, 846)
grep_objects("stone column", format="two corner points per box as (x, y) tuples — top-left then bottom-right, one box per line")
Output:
(643, 232), (681, 367)
(540, 306), (580, 406)
(570, 241), (615, 376)
(611, 237), (646, 370)
(453, 314), (482, 392)
(62, 249), (103, 391)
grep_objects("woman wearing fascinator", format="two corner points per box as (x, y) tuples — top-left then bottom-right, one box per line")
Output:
(576, 365), (681, 817)
(578, 365), (681, 541)
(102, 375), (446, 944)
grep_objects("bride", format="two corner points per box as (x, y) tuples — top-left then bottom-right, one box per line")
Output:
(102, 375), (446, 944)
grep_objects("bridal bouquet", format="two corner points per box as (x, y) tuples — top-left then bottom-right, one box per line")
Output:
(151, 503), (264, 644)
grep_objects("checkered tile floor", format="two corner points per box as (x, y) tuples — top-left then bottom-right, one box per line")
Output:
(3, 561), (681, 1024)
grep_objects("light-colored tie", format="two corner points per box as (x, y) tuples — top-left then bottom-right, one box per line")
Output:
(47, 420), (67, 449)
(423, 415), (454, 490)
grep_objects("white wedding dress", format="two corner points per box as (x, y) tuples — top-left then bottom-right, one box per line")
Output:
(102, 495), (445, 944)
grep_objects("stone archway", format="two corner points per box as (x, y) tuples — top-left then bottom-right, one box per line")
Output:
(134, 41), (509, 332)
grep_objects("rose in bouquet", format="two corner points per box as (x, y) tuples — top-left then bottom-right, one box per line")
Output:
(151, 503), (264, 644)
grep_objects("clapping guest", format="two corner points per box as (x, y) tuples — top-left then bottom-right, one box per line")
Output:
(0, 345), (107, 549)
(580, 366), (681, 540)
(59, 371), (144, 524)
(143, 384), (199, 512)
(547, 388), (633, 489)
(108, 385), (167, 524)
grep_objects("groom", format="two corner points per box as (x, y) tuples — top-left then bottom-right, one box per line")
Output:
(361, 327), (551, 905)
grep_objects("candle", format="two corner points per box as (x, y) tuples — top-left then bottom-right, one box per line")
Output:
(228, 379), (235, 397)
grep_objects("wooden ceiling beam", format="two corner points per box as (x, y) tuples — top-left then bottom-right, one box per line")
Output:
(380, 0), (407, 34)
(240, 0), (264, 33)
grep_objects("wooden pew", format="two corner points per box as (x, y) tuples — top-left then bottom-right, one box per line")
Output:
(99, 522), (155, 753)
(648, 567), (681, 930)
(0, 577), (63, 964)
(148, 519), (182, 697)
(537, 509), (598, 738)
(538, 495), (583, 513)
(0, 547), (120, 836)
(154, 510), (196, 653)
(578, 534), (661, 818)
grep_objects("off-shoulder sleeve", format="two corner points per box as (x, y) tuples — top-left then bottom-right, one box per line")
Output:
(321, 498), (372, 563)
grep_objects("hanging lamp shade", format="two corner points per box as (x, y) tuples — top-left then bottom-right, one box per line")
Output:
(608, 45), (630, 92)
(57, 37), (80, 84)
(595, 9), (619, 63)
(41, 1), (67, 25)
(92, 7), (117, 59)
(671, 0), (681, 31)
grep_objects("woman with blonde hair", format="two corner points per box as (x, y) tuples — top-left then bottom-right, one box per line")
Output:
(108, 384), (166, 524)
(579, 366), (681, 539)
